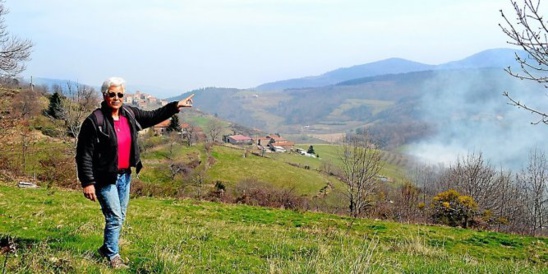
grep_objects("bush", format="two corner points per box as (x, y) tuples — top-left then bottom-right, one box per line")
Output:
(431, 189), (478, 228)
(38, 150), (77, 189)
(232, 178), (307, 210)
(130, 178), (178, 198)
(205, 181), (233, 203)
(31, 116), (63, 138)
(40, 124), (62, 138)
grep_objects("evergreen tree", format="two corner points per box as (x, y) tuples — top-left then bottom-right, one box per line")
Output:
(307, 145), (315, 155)
(166, 114), (181, 132)
(47, 91), (64, 119)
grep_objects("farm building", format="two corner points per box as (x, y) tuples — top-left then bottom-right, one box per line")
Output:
(226, 134), (253, 145)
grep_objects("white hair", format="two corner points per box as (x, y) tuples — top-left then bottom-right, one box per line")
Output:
(101, 77), (126, 95)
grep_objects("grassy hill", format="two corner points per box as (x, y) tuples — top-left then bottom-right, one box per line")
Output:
(134, 140), (411, 211)
(1, 183), (547, 273)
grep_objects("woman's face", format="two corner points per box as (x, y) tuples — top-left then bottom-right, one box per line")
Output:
(104, 85), (124, 111)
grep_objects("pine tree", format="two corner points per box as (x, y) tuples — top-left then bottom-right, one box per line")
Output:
(307, 145), (315, 155)
(166, 114), (181, 132)
(47, 91), (64, 119)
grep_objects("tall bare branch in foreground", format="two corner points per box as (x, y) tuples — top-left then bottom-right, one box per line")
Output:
(500, 0), (548, 124)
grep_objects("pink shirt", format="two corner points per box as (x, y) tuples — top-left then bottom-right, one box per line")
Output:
(113, 115), (131, 169)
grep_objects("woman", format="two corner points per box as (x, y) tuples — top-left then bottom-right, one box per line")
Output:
(76, 76), (193, 269)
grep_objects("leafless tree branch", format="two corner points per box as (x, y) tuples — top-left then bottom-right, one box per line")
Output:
(499, 0), (548, 122)
(0, 1), (32, 76)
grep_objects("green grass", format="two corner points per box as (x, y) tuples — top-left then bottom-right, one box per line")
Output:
(291, 144), (408, 182)
(207, 146), (333, 196)
(1, 183), (547, 273)
(139, 143), (340, 198)
(136, 141), (412, 208)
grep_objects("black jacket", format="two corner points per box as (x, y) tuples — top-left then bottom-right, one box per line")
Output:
(76, 101), (180, 187)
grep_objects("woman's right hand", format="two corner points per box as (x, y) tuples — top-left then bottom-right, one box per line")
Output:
(83, 185), (97, 202)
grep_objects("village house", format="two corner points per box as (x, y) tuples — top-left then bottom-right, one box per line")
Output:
(152, 119), (171, 135)
(123, 94), (134, 105)
(225, 134), (253, 145)
(256, 134), (294, 149)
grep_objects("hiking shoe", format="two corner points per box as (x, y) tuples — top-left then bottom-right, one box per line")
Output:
(109, 255), (129, 269)
(97, 247), (107, 260)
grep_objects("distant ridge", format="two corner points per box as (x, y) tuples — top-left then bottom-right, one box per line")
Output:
(255, 48), (526, 91)
(255, 58), (434, 91)
(27, 77), (77, 89)
(437, 48), (527, 70)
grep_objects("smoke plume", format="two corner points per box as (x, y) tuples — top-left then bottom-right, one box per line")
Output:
(408, 68), (548, 171)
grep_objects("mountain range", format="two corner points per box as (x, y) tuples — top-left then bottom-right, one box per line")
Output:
(254, 48), (527, 91)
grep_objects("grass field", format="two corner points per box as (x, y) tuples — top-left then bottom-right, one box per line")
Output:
(137, 142), (410, 209)
(1, 183), (547, 273)
(139, 143), (340, 199)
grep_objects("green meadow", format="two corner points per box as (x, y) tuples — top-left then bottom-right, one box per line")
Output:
(1, 183), (547, 273)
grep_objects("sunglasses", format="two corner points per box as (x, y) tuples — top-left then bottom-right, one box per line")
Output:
(107, 92), (124, 98)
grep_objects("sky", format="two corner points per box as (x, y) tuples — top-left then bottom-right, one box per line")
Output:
(6, 0), (516, 98)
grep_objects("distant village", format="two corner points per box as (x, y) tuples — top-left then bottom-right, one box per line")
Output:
(122, 90), (169, 110)
(123, 90), (190, 136)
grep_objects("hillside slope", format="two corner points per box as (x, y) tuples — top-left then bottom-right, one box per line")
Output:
(1, 183), (546, 273)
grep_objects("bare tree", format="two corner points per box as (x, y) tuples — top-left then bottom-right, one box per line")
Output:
(495, 169), (527, 233)
(11, 88), (41, 119)
(62, 81), (100, 148)
(0, 0), (32, 76)
(499, 0), (548, 124)
(338, 133), (384, 218)
(516, 148), (548, 235)
(406, 162), (446, 201)
(167, 131), (181, 160)
(183, 123), (197, 146)
(204, 119), (224, 143)
(8, 88), (41, 175)
(442, 153), (502, 211)
(404, 163), (447, 222)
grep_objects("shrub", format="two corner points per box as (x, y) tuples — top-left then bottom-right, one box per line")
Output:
(38, 150), (77, 189)
(205, 181), (233, 203)
(130, 178), (178, 198)
(232, 178), (307, 210)
(431, 189), (478, 228)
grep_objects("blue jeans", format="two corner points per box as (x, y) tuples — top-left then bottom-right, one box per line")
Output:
(96, 173), (131, 260)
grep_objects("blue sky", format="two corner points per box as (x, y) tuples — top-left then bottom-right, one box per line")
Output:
(6, 0), (515, 97)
